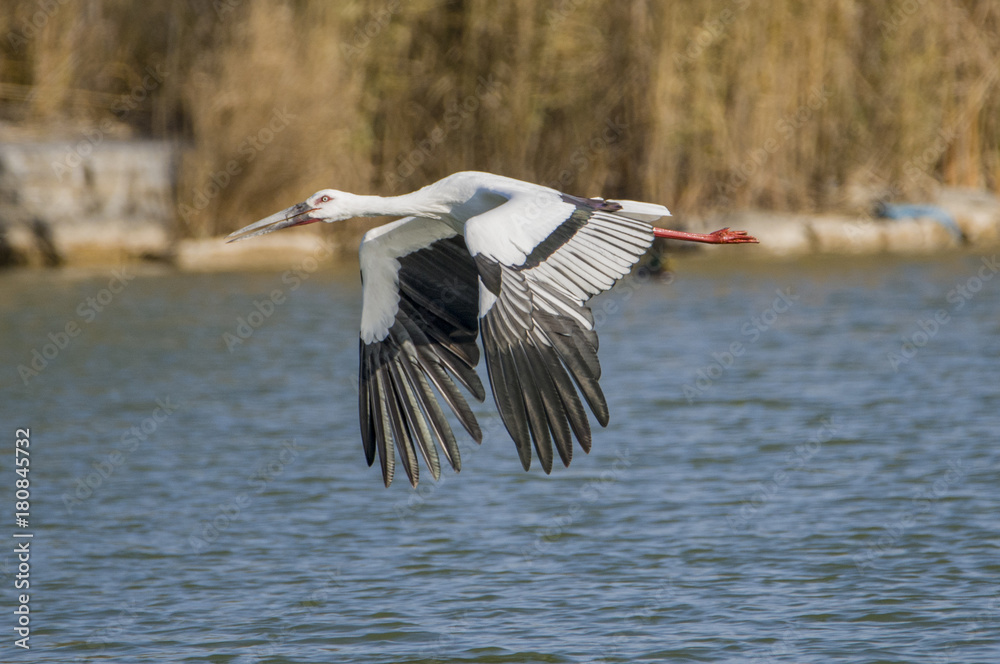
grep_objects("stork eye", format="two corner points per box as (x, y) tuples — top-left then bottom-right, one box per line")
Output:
(319, 195), (332, 203)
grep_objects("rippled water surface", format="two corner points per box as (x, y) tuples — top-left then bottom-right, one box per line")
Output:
(1, 252), (998, 663)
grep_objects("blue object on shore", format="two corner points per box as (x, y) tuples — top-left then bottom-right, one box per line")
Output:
(874, 202), (966, 243)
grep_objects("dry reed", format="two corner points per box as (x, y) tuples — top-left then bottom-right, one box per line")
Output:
(1, 0), (997, 238)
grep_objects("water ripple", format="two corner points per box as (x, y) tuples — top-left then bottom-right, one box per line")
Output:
(1, 257), (997, 663)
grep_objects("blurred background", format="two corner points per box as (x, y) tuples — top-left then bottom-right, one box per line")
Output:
(1, 0), (998, 255)
(2, 4), (1000, 662)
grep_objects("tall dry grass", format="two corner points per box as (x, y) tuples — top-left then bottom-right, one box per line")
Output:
(1, 0), (998, 237)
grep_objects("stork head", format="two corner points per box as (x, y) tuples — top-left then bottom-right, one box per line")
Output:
(225, 189), (358, 243)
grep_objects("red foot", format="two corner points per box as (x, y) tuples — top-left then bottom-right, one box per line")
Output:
(653, 226), (759, 244)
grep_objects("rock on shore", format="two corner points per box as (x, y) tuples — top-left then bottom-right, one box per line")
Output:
(0, 139), (176, 266)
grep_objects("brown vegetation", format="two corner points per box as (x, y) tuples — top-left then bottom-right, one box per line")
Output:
(1, 0), (998, 238)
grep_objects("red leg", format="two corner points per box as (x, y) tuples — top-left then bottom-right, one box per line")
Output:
(653, 227), (759, 244)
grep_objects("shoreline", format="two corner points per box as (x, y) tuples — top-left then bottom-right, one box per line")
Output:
(1, 223), (996, 277)
(1, 141), (997, 270)
(3, 197), (997, 271)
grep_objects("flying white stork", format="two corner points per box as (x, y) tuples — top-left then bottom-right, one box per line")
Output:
(226, 171), (757, 487)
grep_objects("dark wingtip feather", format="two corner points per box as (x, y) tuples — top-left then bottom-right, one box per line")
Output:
(469, 372), (487, 402)
(358, 231), (485, 487)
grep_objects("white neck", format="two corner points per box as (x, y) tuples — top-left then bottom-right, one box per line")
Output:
(351, 190), (449, 219)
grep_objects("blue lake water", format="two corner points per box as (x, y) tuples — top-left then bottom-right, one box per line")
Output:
(1, 252), (998, 663)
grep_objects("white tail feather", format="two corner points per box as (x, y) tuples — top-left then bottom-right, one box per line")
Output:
(609, 199), (671, 222)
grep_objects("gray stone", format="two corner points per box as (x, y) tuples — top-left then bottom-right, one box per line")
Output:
(0, 140), (176, 265)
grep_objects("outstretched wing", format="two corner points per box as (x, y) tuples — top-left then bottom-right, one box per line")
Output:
(358, 216), (484, 487)
(463, 191), (661, 473)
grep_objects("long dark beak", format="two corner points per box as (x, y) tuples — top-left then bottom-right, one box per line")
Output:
(225, 202), (321, 243)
